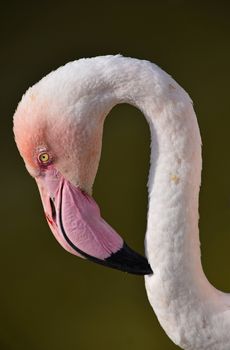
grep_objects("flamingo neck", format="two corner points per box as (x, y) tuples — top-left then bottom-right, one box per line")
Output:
(103, 56), (204, 281)
(93, 56), (230, 349)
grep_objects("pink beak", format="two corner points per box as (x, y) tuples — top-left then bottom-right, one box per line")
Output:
(36, 166), (152, 275)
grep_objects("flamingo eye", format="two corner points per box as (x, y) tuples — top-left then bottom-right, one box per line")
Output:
(38, 152), (50, 164)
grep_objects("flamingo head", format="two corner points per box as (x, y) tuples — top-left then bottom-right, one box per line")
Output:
(13, 60), (152, 275)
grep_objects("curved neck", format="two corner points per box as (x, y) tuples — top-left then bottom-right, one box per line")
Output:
(89, 57), (230, 348)
(99, 57), (203, 281)
(31, 55), (230, 348)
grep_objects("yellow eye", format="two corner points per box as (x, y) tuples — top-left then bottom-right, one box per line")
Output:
(38, 152), (50, 164)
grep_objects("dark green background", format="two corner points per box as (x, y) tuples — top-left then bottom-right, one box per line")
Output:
(1, 1), (230, 349)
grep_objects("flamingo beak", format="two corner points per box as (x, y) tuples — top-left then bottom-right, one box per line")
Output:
(36, 167), (152, 275)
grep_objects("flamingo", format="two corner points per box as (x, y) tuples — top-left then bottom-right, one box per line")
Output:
(13, 55), (230, 349)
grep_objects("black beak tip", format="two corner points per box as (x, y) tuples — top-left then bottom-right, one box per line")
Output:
(105, 242), (153, 275)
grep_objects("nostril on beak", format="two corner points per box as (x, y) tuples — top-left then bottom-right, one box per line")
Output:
(49, 197), (56, 220)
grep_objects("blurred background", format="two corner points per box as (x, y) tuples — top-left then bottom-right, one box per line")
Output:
(1, 1), (230, 349)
